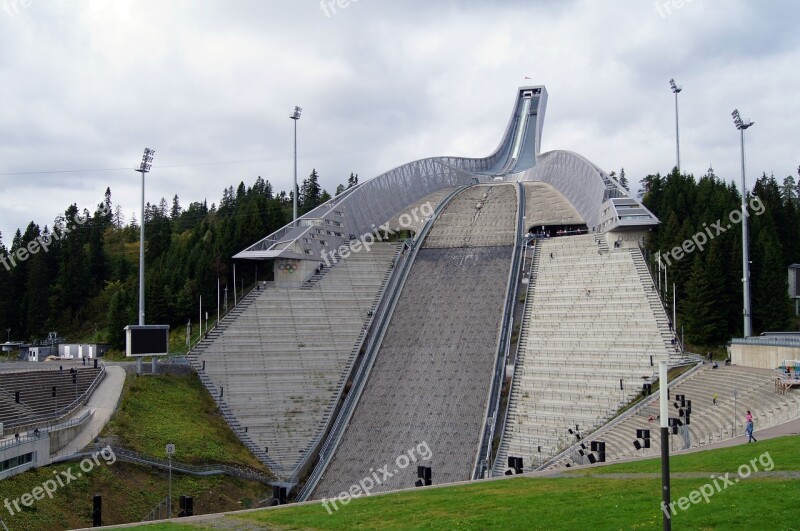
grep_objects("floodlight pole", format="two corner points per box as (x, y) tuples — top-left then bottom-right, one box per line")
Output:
(733, 109), (754, 337)
(291, 106), (302, 226)
(134, 148), (154, 375)
(659, 360), (671, 530)
(669, 79), (682, 172)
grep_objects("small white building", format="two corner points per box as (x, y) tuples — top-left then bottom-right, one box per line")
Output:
(57, 344), (99, 359)
(26, 346), (57, 362)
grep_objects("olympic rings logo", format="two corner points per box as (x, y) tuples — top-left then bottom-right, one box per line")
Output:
(278, 263), (298, 273)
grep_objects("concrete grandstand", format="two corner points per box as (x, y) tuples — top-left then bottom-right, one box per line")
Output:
(188, 85), (719, 500)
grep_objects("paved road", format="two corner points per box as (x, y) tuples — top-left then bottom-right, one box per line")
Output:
(51, 365), (126, 460)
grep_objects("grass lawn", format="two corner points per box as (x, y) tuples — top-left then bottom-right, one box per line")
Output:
(101, 373), (268, 472)
(127, 435), (800, 531)
(568, 434), (800, 474)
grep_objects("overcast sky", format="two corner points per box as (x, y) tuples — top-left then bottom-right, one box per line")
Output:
(0, 0), (797, 243)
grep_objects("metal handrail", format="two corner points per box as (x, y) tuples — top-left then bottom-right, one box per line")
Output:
(0, 409), (93, 451)
(491, 240), (539, 475)
(474, 181), (525, 479)
(185, 280), (261, 355)
(285, 242), (406, 481)
(296, 185), (468, 501)
(634, 244), (682, 351)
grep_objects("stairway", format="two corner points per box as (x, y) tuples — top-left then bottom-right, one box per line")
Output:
(629, 248), (684, 364)
(493, 241), (541, 474)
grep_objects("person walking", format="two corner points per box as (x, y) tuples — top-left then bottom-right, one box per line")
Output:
(745, 410), (757, 443)
(712, 393), (717, 406)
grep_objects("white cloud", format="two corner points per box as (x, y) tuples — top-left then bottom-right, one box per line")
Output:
(0, 0), (798, 243)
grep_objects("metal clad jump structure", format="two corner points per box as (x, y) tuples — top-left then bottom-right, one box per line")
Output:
(195, 86), (664, 492)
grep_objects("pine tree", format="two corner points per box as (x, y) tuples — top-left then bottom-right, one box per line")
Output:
(335, 184), (346, 196)
(753, 226), (790, 332)
(347, 173), (358, 188)
(171, 195), (182, 219)
(702, 240), (729, 342)
(619, 168), (629, 192)
(25, 250), (51, 338)
(781, 176), (797, 204)
(113, 205), (125, 229)
(101, 187), (113, 223)
(683, 256), (714, 344)
(301, 169), (322, 211)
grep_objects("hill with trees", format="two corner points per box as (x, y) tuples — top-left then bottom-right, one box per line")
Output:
(0, 170), (354, 350)
(0, 165), (797, 352)
(640, 166), (800, 346)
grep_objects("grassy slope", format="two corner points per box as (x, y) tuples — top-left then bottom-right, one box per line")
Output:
(0, 461), (268, 530)
(131, 435), (800, 531)
(102, 373), (268, 471)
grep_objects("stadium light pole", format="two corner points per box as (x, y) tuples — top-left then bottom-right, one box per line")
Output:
(134, 148), (154, 376)
(134, 148), (154, 327)
(669, 79), (682, 172)
(733, 109), (754, 337)
(659, 360), (671, 530)
(291, 106), (302, 226)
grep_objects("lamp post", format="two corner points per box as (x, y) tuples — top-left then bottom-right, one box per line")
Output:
(732, 109), (754, 337)
(669, 79), (682, 172)
(134, 148), (154, 375)
(291, 106), (303, 226)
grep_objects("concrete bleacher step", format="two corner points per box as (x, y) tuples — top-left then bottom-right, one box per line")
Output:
(543, 365), (800, 469)
(193, 243), (402, 475)
(493, 234), (676, 475)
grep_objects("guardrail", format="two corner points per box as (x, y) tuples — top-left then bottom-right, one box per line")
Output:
(473, 181), (525, 479)
(731, 337), (800, 347)
(295, 185), (469, 501)
(0, 409), (93, 452)
(53, 444), (273, 484)
(636, 243), (683, 353)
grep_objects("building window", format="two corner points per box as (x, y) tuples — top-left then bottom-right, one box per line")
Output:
(0, 452), (33, 472)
